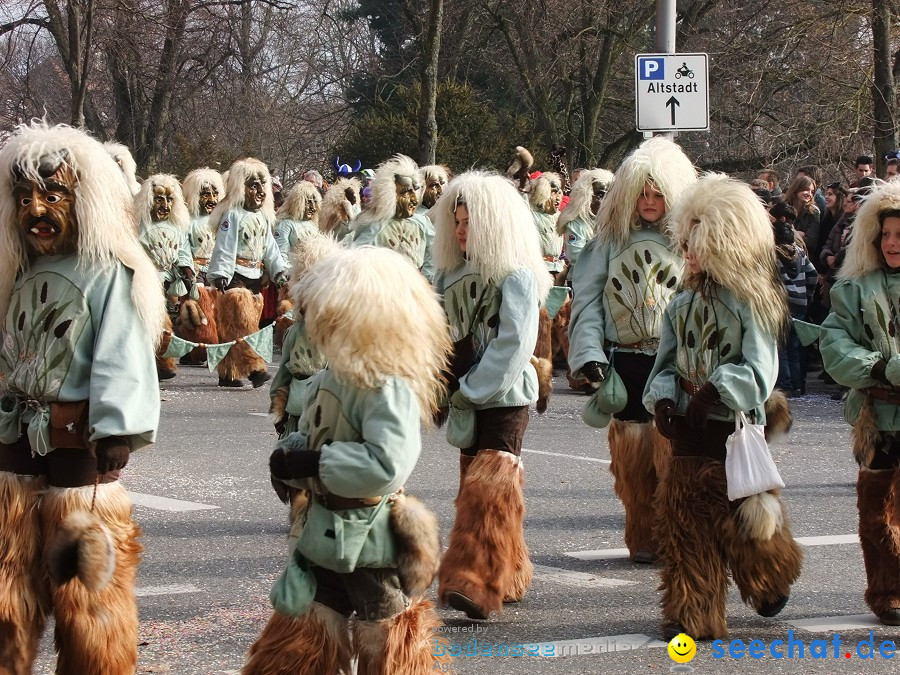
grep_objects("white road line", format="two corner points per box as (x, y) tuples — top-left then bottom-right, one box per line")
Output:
(136, 583), (202, 597)
(787, 614), (882, 632)
(524, 634), (667, 657)
(522, 448), (611, 464)
(248, 412), (267, 416)
(128, 492), (219, 512)
(566, 534), (860, 561)
(532, 564), (636, 588)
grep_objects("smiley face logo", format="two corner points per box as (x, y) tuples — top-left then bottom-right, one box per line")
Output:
(667, 633), (696, 663)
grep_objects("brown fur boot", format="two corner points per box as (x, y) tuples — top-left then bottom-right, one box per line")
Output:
(216, 288), (266, 383)
(155, 314), (177, 379)
(654, 456), (730, 640)
(438, 450), (527, 618)
(176, 285), (219, 364)
(609, 419), (660, 560)
(532, 309), (553, 413)
(457, 454), (476, 500)
(550, 297), (571, 363)
(273, 299), (295, 349)
(0, 472), (48, 675)
(243, 604), (352, 675)
(41, 482), (142, 675)
(857, 468), (900, 616)
(354, 597), (450, 675)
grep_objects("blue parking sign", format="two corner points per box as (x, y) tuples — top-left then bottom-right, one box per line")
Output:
(638, 57), (665, 80)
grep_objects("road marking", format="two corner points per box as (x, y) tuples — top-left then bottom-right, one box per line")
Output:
(522, 448), (611, 464)
(248, 412), (267, 417)
(532, 564), (636, 588)
(136, 583), (202, 597)
(128, 492), (219, 512)
(525, 633), (666, 657)
(787, 614), (882, 632)
(566, 534), (860, 561)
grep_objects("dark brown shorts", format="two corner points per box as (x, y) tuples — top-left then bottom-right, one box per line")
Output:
(0, 435), (116, 487)
(312, 566), (408, 621)
(461, 405), (529, 457)
(669, 416), (734, 463)
(227, 272), (264, 294)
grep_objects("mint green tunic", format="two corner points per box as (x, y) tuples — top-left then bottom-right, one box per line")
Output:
(188, 216), (216, 274)
(820, 273), (900, 429)
(350, 217), (426, 270)
(207, 207), (286, 283)
(273, 218), (320, 266)
(0, 255), (159, 452)
(642, 283), (778, 423)
(532, 210), (564, 273)
(414, 208), (435, 281)
(562, 215), (594, 269)
(139, 220), (194, 285)
(270, 320), (327, 436)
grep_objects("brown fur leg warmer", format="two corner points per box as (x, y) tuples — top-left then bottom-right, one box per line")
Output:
(763, 390), (792, 441)
(654, 456), (730, 640)
(533, 309), (553, 413)
(354, 597), (450, 675)
(42, 483), (142, 675)
(0, 473), (48, 675)
(176, 286), (219, 363)
(438, 450), (526, 617)
(853, 397), (881, 467)
(857, 468), (900, 615)
(725, 492), (803, 612)
(243, 604), (352, 675)
(608, 420), (659, 557)
(550, 298), (571, 362)
(216, 288), (265, 381)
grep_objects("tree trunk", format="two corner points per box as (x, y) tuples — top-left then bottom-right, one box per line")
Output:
(418, 0), (444, 165)
(871, 0), (896, 177)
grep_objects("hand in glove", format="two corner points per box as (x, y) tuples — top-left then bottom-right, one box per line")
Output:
(96, 436), (130, 473)
(581, 361), (605, 386)
(872, 360), (889, 385)
(179, 266), (195, 281)
(345, 187), (357, 205)
(274, 273), (288, 289)
(213, 277), (228, 293)
(269, 447), (320, 480)
(654, 399), (677, 439)
(685, 382), (720, 429)
(449, 390), (474, 410)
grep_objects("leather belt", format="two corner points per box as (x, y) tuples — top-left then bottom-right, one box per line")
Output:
(236, 257), (264, 269)
(193, 257), (209, 266)
(323, 493), (382, 510)
(680, 377), (702, 396)
(604, 338), (660, 351)
(864, 387), (900, 405)
(543, 255), (560, 263)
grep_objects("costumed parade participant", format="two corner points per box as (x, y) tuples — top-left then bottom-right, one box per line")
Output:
(349, 155), (426, 271)
(319, 176), (360, 241)
(417, 164), (450, 281)
(820, 180), (900, 626)
(433, 171), (551, 620)
(556, 168), (615, 273)
(206, 158), (286, 388)
(568, 136), (697, 564)
(103, 140), (141, 196)
(0, 122), (163, 673)
(644, 174), (801, 639)
(528, 171), (565, 277)
(273, 180), (322, 265)
(136, 174), (195, 381)
(177, 168), (226, 366)
(244, 246), (453, 674)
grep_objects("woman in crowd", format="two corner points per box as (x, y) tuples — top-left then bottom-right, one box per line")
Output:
(784, 175), (822, 261)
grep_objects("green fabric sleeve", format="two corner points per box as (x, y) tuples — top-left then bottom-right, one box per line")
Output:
(263, 227), (288, 278)
(206, 211), (239, 282)
(270, 323), (297, 401)
(568, 240), (610, 375)
(820, 280), (884, 389)
(176, 232), (194, 270)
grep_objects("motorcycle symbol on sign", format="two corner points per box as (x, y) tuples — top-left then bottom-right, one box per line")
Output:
(675, 63), (695, 79)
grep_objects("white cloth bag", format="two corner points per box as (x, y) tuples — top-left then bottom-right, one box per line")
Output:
(724, 411), (785, 501)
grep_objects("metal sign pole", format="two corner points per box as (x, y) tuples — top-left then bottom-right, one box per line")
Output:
(654, 0), (677, 139)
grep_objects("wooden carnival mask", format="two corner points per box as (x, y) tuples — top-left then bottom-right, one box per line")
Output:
(13, 155), (79, 257)
(394, 174), (418, 219)
(199, 183), (219, 215)
(244, 172), (267, 212)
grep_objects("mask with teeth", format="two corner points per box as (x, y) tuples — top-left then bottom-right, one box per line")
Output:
(13, 158), (79, 257)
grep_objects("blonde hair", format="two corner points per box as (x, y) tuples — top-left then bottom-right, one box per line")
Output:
(288, 232), (341, 307)
(102, 141), (141, 196)
(0, 121), (165, 340)
(422, 164), (450, 183)
(557, 168), (614, 234)
(671, 174), (787, 337)
(182, 168), (225, 218)
(277, 181), (321, 223)
(840, 181), (900, 280)
(297, 246), (452, 422)
(135, 174), (190, 233)
(320, 177), (360, 236)
(431, 171), (551, 303)
(208, 158), (274, 229)
(595, 136), (697, 248)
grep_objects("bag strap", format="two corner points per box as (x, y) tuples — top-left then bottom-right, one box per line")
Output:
(734, 410), (748, 433)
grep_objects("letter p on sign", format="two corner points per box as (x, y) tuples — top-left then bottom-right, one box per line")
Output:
(640, 57), (664, 80)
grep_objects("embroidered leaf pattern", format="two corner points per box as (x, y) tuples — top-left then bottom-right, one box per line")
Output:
(674, 288), (739, 389)
(443, 273), (502, 361)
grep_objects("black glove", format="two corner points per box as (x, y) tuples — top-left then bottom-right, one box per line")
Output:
(685, 382), (720, 429)
(345, 187), (357, 205)
(96, 436), (130, 473)
(654, 399), (677, 439)
(269, 447), (320, 480)
(582, 361), (605, 384)
(213, 277), (228, 292)
(872, 360), (889, 385)
(179, 266), (195, 281)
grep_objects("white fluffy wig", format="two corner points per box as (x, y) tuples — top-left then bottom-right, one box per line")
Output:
(671, 174), (787, 337)
(182, 168), (225, 218)
(422, 164), (450, 183)
(839, 181), (900, 280)
(528, 171), (562, 211)
(288, 232), (341, 307)
(277, 180), (322, 223)
(296, 246), (452, 422)
(432, 171), (552, 304)
(320, 177), (361, 235)
(135, 174), (190, 233)
(557, 168), (615, 235)
(0, 122), (165, 339)
(102, 141), (141, 196)
(207, 158), (275, 229)
(352, 154), (419, 229)
(595, 136), (697, 248)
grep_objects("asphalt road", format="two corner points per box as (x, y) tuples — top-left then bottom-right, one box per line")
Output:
(32, 360), (900, 674)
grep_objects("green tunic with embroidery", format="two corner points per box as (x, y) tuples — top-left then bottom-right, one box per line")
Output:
(532, 210), (564, 273)
(562, 215), (594, 269)
(188, 216), (216, 274)
(642, 283), (778, 424)
(270, 320), (327, 437)
(350, 217), (426, 270)
(273, 218), (320, 266)
(433, 262), (540, 410)
(0, 255), (159, 453)
(569, 225), (682, 376)
(820, 272), (900, 429)
(206, 207), (286, 284)
(139, 220), (194, 285)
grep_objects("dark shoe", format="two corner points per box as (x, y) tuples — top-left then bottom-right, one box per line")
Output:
(831, 389), (846, 401)
(633, 550), (658, 564)
(446, 591), (488, 620)
(757, 595), (789, 618)
(790, 389), (803, 399)
(218, 377), (243, 387)
(157, 369), (176, 380)
(179, 354), (206, 367)
(879, 608), (900, 626)
(249, 370), (272, 388)
(662, 622), (685, 641)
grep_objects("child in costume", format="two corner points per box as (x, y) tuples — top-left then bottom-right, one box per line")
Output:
(244, 246), (452, 674)
(644, 174), (801, 639)
(432, 171), (551, 620)
(0, 122), (164, 673)
(556, 168), (614, 273)
(568, 136), (697, 563)
(273, 180), (322, 266)
(819, 180), (900, 626)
